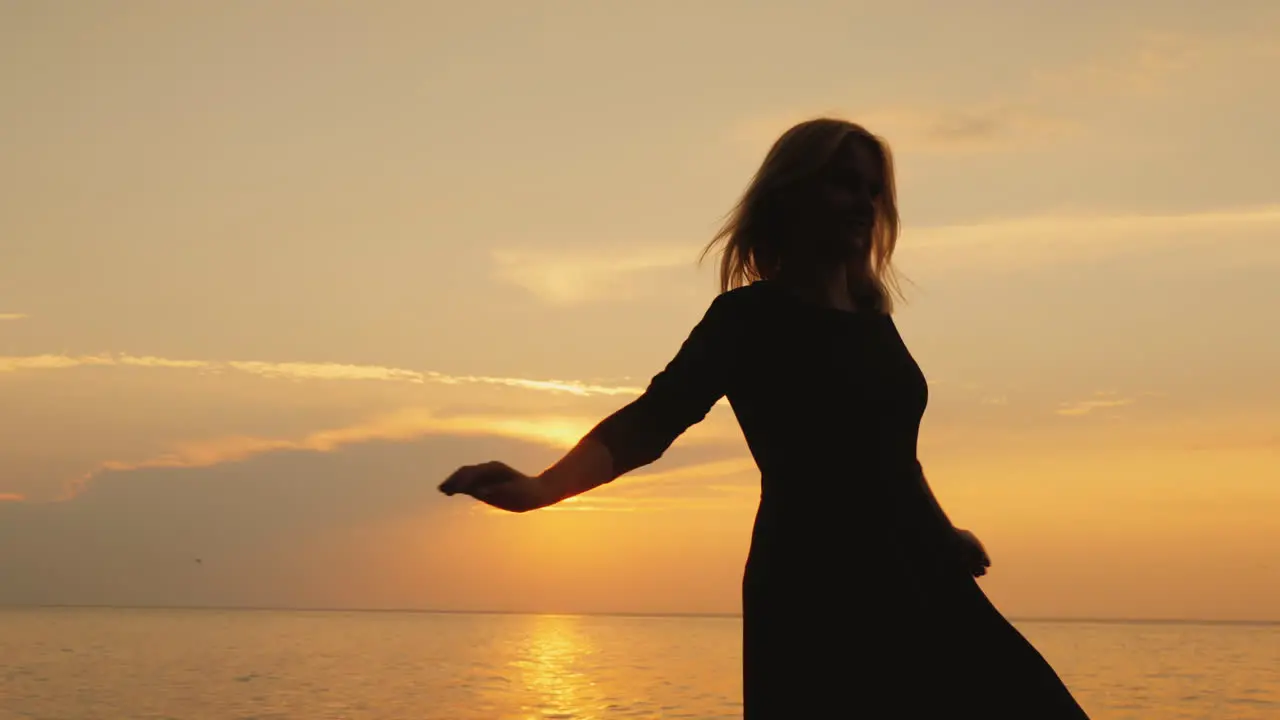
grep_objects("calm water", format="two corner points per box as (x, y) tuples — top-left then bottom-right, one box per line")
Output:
(1, 608), (1277, 719)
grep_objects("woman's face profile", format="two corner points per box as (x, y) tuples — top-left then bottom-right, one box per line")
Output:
(817, 135), (881, 210)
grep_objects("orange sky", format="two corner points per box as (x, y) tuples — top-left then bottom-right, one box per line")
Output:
(1, 1), (1278, 621)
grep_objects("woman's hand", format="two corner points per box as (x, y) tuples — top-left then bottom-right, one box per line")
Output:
(954, 528), (991, 578)
(438, 461), (552, 513)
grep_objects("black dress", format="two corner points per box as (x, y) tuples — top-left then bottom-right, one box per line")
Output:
(586, 280), (1090, 718)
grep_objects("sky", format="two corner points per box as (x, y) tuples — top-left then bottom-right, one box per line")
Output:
(2, 0), (1278, 621)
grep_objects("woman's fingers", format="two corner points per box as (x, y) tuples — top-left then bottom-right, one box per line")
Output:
(438, 466), (474, 495)
(439, 462), (519, 497)
(440, 463), (494, 495)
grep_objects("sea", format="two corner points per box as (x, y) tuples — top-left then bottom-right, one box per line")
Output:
(1, 607), (1276, 719)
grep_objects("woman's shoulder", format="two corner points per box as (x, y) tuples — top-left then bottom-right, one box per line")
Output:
(703, 280), (781, 321)
(714, 279), (780, 306)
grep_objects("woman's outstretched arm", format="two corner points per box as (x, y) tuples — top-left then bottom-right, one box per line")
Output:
(440, 290), (745, 512)
(536, 435), (617, 504)
(438, 436), (616, 513)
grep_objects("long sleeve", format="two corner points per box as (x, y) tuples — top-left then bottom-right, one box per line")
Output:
(584, 291), (744, 477)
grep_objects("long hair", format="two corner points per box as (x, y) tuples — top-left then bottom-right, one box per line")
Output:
(702, 118), (901, 312)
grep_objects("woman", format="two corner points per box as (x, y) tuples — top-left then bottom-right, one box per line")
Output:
(440, 118), (1090, 718)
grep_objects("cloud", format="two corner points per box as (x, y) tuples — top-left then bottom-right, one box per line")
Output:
(0, 432), (755, 613)
(0, 354), (211, 372)
(0, 493), (25, 502)
(490, 245), (694, 305)
(485, 204), (1280, 302)
(1, 352), (744, 503)
(60, 407), (600, 501)
(0, 313), (26, 321)
(864, 105), (1076, 154)
(424, 371), (642, 397)
(901, 205), (1280, 270)
(731, 105), (1074, 156)
(0, 434), (555, 610)
(1056, 395), (1136, 417)
(483, 205), (1280, 284)
(227, 360), (422, 383)
(57, 404), (742, 502)
(0, 353), (644, 397)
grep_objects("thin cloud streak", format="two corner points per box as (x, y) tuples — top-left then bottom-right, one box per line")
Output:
(0, 493), (26, 502)
(0, 353), (644, 398)
(865, 105), (1077, 153)
(902, 205), (1280, 269)
(490, 245), (695, 305)
(0, 354), (211, 372)
(0, 313), (27, 321)
(60, 408), (599, 501)
(1057, 397), (1136, 417)
(912, 205), (1280, 246)
(227, 360), (424, 384)
(424, 371), (643, 397)
(734, 105), (1074, 156)
(487, 205), (1280, 303)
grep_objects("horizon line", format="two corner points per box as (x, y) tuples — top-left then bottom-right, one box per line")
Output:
(3, 602), (1277, 627)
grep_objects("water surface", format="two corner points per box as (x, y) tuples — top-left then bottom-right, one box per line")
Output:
(1, 607), (1276, 719)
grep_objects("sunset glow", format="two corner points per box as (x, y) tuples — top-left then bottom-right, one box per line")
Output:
(1, 2), (1277, 623)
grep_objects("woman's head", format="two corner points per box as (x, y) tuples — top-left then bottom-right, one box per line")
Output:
(704, 118), (901, 311)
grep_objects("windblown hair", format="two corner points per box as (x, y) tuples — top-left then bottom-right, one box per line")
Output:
(703, 118), (902, 312)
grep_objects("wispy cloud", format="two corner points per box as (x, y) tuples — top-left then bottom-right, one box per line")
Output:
(63, 408), (600, 500)
(902, 205), (1280, 269)
(0, 353), (644, 398)
(0, 492), (25, 502)
(424, 371), (643, 397)
(731, 105), (1073, 156)
(52, 403), (745, 504)
(226, 360), (422, 383)
(1056, 394), (1136, 417)
(485, 205), (1280, 293)
(0, 313), (27, 321)
(479, 203), (1280, 309)
(0, 354), (211, 372)
(490, 245), (694, 305)
(869, 105), (1076, 153)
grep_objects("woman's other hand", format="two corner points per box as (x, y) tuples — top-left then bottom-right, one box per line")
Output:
(954, 528), (991, 578)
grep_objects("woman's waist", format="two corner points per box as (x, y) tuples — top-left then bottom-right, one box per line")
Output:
(747, 494), (957, 568)
(755, 460), (926, 510)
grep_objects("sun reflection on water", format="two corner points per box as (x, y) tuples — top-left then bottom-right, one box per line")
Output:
(509, 614), (601, 719)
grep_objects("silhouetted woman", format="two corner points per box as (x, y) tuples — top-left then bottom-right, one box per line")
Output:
(440, 118), (1090, 718)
